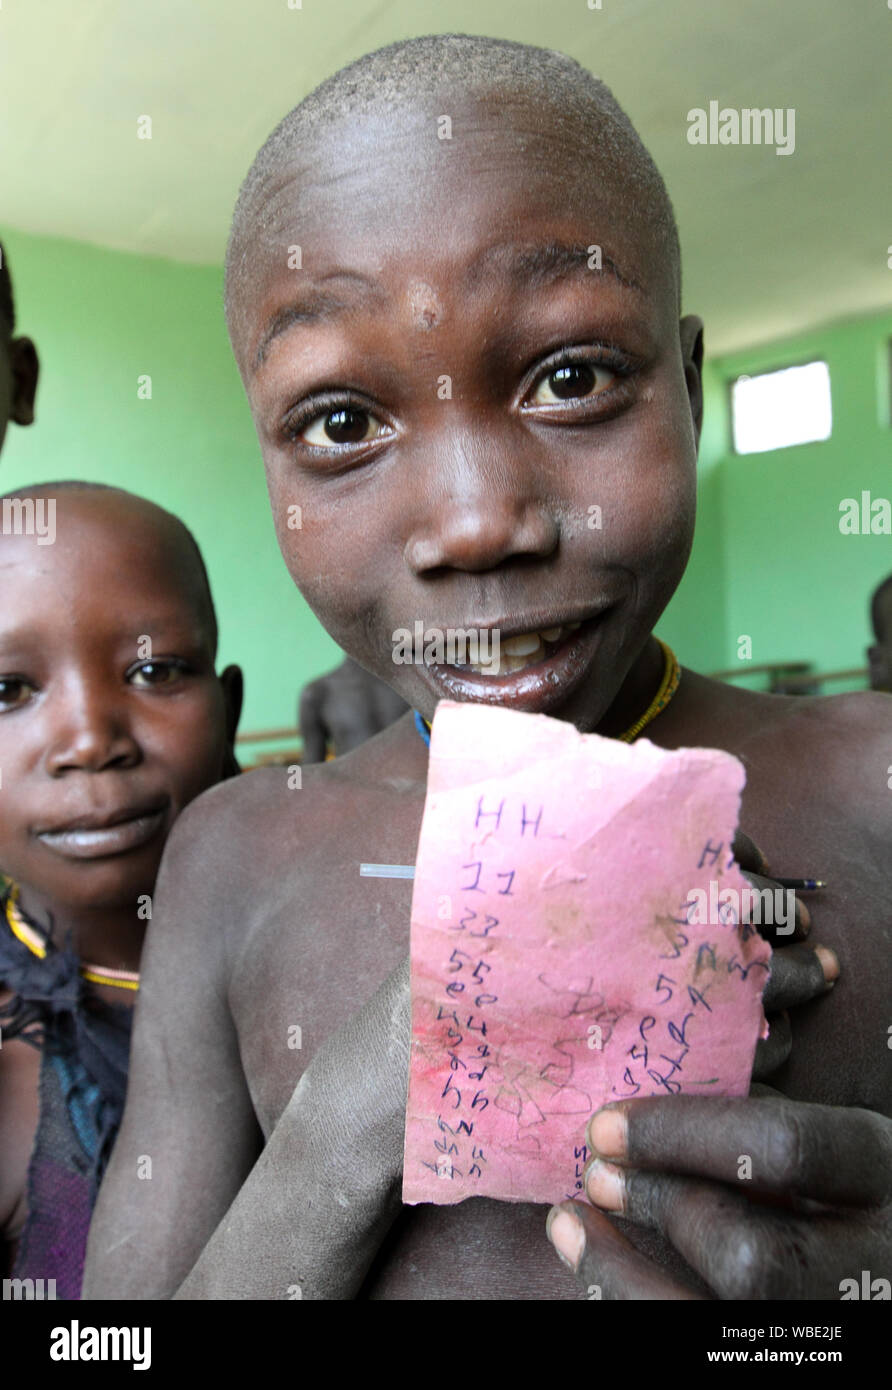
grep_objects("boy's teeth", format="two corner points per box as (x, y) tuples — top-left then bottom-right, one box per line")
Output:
(501, 633), (543, 657)
(458, 621), (586, 676)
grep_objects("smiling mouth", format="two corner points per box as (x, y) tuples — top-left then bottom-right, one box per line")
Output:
(418, 610), (612, 713)
(36, 805), (168, 860)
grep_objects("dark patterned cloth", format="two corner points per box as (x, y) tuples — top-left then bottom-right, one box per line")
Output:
(0, 884), (133, 1299)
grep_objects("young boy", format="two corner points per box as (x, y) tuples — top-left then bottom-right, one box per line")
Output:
(86, 36), (890, 1301)
(0, 481), (241, 1297)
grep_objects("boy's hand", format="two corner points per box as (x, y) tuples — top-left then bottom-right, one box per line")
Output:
(546, 1094), (892, 1299)
(733, 831), (837, 1079)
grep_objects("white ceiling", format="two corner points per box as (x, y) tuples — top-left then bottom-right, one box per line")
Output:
(1, 0), (889, 353)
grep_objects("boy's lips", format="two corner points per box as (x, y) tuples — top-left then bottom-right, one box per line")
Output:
(34, 800), (169, 861)
(418, 608), (613, 713)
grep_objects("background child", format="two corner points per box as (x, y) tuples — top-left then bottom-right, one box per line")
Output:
(868, 573), (892, 693)
(0, 481), (241, 1296)
(0, 240), (39, 458)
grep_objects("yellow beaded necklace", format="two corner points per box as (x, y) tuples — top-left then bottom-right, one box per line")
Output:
(617, 639), (681, 743)
(3, 884), (140, 992)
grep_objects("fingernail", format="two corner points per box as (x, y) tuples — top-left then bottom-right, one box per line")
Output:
(796, 899), (811, 932)
(585, 1158), (626, 1212)
(546, 1206), (585, 1271)
(588, 1105), (628, 1158)
(815, 945), (840, 983)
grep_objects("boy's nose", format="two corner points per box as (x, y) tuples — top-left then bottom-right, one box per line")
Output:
(44, 690), (141, 775)
(404, 432), (559, 574)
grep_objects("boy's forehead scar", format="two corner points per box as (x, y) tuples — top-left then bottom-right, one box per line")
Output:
(250, 241), (643, 374)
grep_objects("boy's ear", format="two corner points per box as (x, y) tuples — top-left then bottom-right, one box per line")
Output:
(679, 315), (704, 442)
(10, 337), (39, 426)
(219, 664), (244, 777)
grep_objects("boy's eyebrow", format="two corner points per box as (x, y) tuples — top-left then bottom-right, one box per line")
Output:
(253, 271), (383, 371)
(465, 240), (644, 296)
(252, 242), (643, 374)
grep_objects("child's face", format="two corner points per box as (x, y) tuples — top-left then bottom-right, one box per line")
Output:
(236, 92), (703, 730)
(0, 492), (238, 913)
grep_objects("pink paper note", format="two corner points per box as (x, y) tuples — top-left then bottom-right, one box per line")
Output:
(403, 701), (771, 1207)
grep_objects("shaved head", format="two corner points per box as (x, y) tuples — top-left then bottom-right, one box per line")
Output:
(224, 33), (681, 348)
(0, 480), (219, 655)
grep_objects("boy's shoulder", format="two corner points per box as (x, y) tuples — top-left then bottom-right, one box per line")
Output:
(681, 671), (890, 747)
(165, 712), (426, 891)
(667, 673), (890, 815)
(737, 684), (890, 764)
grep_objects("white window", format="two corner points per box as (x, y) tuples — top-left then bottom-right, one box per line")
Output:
(731, 361), (832, 455)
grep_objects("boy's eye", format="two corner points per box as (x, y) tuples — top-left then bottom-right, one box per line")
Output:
(301, 407), (388, 448)
(529, 362), (616, 405)
(128, 660), (189, 688)
(0, 677), (35, 711)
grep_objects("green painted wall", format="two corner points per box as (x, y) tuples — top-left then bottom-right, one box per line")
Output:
(0, 229), (342, 734)
(3, 228), (887, 726)
(712, 311), (892, 685)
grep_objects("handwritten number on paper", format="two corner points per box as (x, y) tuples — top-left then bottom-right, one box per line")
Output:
(654, 973), (676, 1004)
(461, 862), (484, 892)
(659, 929), (689, 960)
(442, 1076), (462, 1109)
(469, 914), (500, 938)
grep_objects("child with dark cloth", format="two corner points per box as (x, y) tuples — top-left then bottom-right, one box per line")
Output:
(86, 37), (890, 1300)
(0, 482), (241, 1297)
